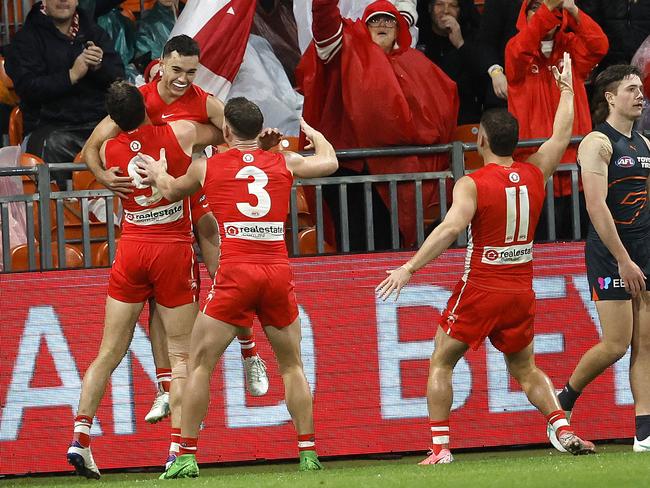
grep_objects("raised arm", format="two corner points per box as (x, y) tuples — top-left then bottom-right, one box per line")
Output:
(526, 51), (574, 180)
(283, 119), (338, 178)
(580, 134), (646, 296)
(505, 0), (563, 84)
(312, 0), (344, 62)
(375, 176), (478, 301)
(137, 149), (204, 202)
(81, 115), (134, 197)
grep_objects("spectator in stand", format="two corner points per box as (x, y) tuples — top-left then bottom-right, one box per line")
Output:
(419, 0), (483, 124)
(296, 0), (458, 251)
(577, 0), (650, 75)
(5, 0), (123, 187)
(506, 0), (608, 239)
(478, 0), (523, 109)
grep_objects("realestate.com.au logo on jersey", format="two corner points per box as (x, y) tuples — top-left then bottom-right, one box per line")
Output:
(481, 242), (533, 265)
(224, 222), (285, 241)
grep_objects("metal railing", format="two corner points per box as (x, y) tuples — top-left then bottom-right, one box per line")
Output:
(0, 138), (585, 273)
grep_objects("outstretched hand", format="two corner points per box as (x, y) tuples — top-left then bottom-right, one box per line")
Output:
(552, 52), (573, 94)
(300, 118), (321, 150)
(135, 148), (168, 186)
(259, 127), (283, 150)
(375, 266), (413, 301)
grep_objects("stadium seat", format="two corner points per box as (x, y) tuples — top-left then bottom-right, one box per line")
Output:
(8, 106), (23, 145)
(296, 227), (335, 255)
(72, 155), (122, 223)
(0, 55), (19, 107)
(51, 221), (121, 258)
(10, 242), (84, 271)
(93, 240), (118, 266)
(453, 124), (483, 170)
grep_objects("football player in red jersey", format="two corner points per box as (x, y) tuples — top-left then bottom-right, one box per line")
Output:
(67, 81), (219, 479)
(376, 53), (595, 464)
(137, 97), (338, 477)
(81, 36), (273, 428)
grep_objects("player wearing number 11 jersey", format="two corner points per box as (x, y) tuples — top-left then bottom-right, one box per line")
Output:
(138, 97), (338, 478)
(376, 53), (595, 464)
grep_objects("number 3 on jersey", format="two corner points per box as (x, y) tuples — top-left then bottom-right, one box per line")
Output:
(505, 185), (530, 243)
(236, 166), (271, 218)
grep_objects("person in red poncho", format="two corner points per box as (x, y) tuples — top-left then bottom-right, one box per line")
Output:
(505, 0), (608, 239)
(296, 0), (459, 251)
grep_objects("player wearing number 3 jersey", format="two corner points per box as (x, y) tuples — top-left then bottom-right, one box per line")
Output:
(376, 53), (595, 464)
(138, 97), (338, 478)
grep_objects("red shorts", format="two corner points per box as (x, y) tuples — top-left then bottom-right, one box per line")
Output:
(439, 280), (535, 354)
(202, 262), (299, 328)
(108, 239), (197, 308)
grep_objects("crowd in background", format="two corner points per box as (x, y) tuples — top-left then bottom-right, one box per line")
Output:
(1, 0), (650, 251)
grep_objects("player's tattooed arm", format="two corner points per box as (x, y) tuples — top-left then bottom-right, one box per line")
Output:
(136, 149), (204, 202)
(283, 119), (338, 178)
(376, 177), (477, 301)
(82, 115), (134, 198)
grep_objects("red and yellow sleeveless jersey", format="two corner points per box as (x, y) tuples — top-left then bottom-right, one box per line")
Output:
(464, 161), (546, 292)
(105, 124), (192, 242)
(139, 80), (210, 126)
(203, 148), (293, 264)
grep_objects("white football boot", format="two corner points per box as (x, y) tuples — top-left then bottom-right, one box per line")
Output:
(67, 442), (101, 479)
(145, 391), (170, 423)
(243, 356), (269, 396)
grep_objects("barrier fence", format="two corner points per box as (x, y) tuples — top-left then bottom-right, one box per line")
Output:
(0, 137), (586, 272)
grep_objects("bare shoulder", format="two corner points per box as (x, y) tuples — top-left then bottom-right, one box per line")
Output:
(454, 175), (477, 195)
(578, 131), (611, 175)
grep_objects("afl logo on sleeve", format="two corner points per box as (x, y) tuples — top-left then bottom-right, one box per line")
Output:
(615, 156), (636, 168)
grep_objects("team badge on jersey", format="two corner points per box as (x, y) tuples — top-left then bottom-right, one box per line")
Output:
(243, 153), (255, 163)
(508, 172), (520, 183)
(130, 140), (142, 152)
(616, 156), (635, 168)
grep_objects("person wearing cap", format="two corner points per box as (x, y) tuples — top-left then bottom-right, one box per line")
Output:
(296, 0), (459, 252)
(505, 0), (608, 239)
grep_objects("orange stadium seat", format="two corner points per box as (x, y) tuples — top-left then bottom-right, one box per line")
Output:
(51, 221), (121, 258)
(296, 227), (335, 255)
(454, 124), (483, 170)
(73, 154), (122, 222)
(0, 55), (19, 107)
(93, 240), (118, 266)
(9, 106), (23, 145)
(10, 242), (84, 271)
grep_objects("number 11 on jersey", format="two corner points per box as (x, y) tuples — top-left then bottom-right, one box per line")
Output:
(505, 185), (530, 243)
